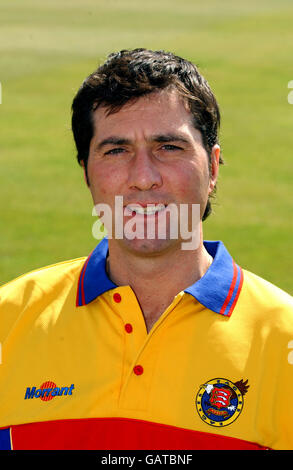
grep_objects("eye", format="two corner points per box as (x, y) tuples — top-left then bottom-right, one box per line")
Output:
(104, 147), (126, 156)
(161, 144), (183, 151)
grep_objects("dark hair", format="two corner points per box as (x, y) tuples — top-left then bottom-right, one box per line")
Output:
(71, 48), (223, 220)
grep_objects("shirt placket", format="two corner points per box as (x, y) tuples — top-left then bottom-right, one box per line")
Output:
(109, 287), (184, 412)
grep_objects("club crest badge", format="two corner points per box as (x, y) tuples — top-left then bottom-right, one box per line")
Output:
(196, 378), (249, 427)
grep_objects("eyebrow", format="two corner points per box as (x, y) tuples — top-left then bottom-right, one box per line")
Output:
(95, 133), (190, 151)
(96, 137), (132, 151)
(151, 134), (190, 145)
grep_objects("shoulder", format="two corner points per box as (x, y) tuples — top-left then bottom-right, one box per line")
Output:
(0, 257), (86, 311)
(0, 258), (88, 341)
(242, 268), (292, 306)
(240, 268), (293, 328)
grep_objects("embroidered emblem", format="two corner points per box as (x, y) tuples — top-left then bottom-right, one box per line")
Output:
(196, 378), (249, 427)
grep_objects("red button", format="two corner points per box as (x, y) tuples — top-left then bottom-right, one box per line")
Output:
(113, 293), (121, 303)
(133, 365), (144, 375)
(125, 323), (133, 333)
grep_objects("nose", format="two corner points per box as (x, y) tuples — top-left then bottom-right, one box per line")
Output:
(127, 147), (163, 191)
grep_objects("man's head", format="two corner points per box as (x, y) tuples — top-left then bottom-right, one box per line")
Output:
(71, 48), (223, 221)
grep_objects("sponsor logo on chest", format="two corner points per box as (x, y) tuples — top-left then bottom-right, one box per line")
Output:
(24, 381), (74, 401)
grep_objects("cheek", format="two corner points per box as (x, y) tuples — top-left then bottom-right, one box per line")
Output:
(170, 162), (209, 201)
(87, 161), (124, 202)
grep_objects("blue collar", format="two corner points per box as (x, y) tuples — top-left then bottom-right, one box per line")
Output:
(76, 237), (243, 317)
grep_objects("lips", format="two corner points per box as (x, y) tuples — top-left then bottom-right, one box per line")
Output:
(125, 203), (167, 216)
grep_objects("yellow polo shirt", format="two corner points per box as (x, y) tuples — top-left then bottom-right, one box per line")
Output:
(0, 237), (293, 450)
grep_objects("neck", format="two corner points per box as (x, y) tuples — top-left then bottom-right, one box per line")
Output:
(107, 232), (212, 332)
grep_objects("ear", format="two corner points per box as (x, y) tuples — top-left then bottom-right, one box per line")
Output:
(208, 145), (220, 194)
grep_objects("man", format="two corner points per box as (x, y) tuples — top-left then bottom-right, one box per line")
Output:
(0, 49), (292, 450)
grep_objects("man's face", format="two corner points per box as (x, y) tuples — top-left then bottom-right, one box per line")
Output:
(86, 88), (219, 255)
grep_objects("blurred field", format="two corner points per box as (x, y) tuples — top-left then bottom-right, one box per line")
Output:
(0, 0), (292, 293)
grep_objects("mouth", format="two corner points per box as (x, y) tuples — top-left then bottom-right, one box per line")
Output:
(125, 203), (167, 216)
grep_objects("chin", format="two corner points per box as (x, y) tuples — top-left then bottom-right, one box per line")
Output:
(120, 237), (179, 257)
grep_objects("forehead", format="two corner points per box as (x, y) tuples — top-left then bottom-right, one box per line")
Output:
(91, 89), (198, 139)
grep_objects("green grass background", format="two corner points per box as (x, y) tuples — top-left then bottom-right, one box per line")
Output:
(0, 0), (292, 294)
